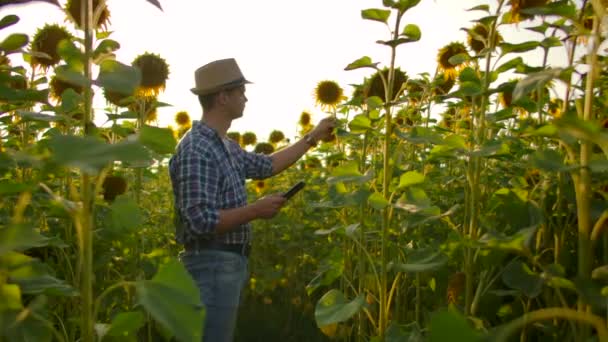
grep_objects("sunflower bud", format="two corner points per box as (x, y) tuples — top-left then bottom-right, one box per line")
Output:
(241, 132), (257, 146)
(132, 52), (170, 96)
(30, 24), (72, 69)
(254, 142), (274, 155)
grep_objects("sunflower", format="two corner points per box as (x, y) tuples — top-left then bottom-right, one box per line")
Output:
(132, 52), (170, 96)
(406, 78), (425, 103)
(227, 131), (241, 144)
(65, 0), (111, 30)
(268, 130), (285, 144)
(437, 42), (469, 79)
(30, 24), (72, 70)
(433, 72), (456, 96)
(497, 80), (518, 108)
(467, 23), (503, 54)
(174, 111), (191, 127)
(255, 180), (265, 193)
(508, 0), (550, 23)
(299, 111), (312, 126)
(254, 142), (274, 155)
(102, 175), (127, 202)
(49, 75), (83, 101)
(547, 98), (563, 118)
(314, 80), (345, 110)
(241, 132), (257, 146)
(365, 67), (408, 102)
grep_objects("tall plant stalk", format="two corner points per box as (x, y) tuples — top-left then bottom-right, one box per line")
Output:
(573, 11), (599, 339)
(464, 0), (505, 316)
(379, 9), (403, 338)
(79, 0), (95, 340)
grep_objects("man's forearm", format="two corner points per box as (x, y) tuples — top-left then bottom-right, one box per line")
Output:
(215, 205), (259, 234)
(270, 135), (313, 175)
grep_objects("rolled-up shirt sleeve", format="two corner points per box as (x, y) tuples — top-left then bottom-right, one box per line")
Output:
(176, 149), (220, 236)
(237, 148), (273, 180)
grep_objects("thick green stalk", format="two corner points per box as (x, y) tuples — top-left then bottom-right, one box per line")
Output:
(575, 14), (599, 340)
(464, 1), (504, 315)
(80, 0), (95, 341)
(379, 10), (402, 339)
(495, 308), (608, 342)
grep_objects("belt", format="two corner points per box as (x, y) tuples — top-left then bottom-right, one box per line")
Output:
(184, 239), (251, 257)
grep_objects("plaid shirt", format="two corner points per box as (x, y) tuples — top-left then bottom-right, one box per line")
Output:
(169, 121), (273, 245)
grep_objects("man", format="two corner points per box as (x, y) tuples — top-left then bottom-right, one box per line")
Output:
(168, 58), (335, 342)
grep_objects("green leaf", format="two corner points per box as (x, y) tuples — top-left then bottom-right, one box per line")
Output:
(398, 170), (425, 189)
(459, 81), (482, 97)
(55, 65), (90, 88)
(592, 265), (608, 281)
(109, 196), (142, 234)
(0, 15), (19, 30)
(479, 226), (538, 254)
(513, 68), (563, 102)
(520, 0), (576, 19)
(315, 289), (365, 327)
(366, 96), (384, 109)
(540, 36), (562, 49)
(458, 67), (480, 84)
(530, 149), (568, 172)
(0, 180), (34, 194)
(467, 4), (489, 12)
(107, 311), (145, 337)
(361, 8), (391, 24)
(60, 88), (82, 113)
(139, 125), (177, 155)
(502, 260), (543, 298)
(2, 308), (53, 342)
(344, 56), (378, 71)
(0, 85), (48, 103)
(395, 126), (443, 145)
(135, 259), (204, 342)
(96, 59), (141, 95)
(93, 39), (120, 59)
(553, 116), (608, 158)
(15, 111), (63, 123)
(389, 0), (421, 12)
(348, 114), (372, 133)
(368, 192), (389, 210)
(500, 41), (540, 55)
(390, 249), (447, 273)
(0, 33), (28, 53)
(0, 225), (50, 255)
(327, 162), (371, 184)
(468, 140), (510, 158)
(0, 284), (22, 311)
(429, 310), (480, 342)
(4, 252), (77, 296)
(48, 135), (151, 174)
(57, 39), (83, 69)
(589, 159), (608, 173)
(401, 24), (421, 41)
(496, 57), (523, 74)
(448, 53), (469, 66)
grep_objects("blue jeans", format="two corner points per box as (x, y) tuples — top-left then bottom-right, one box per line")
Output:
(180, 249), (249, 342)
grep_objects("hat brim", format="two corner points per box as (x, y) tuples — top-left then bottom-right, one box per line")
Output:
(191, 79), (252, 96)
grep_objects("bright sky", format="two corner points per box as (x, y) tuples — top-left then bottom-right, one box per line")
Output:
(1, 0), (569, 143)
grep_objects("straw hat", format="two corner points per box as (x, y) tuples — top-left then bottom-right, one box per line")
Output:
(190, 58), (252, 96)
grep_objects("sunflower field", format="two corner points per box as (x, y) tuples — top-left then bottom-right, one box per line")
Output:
(1, 0), (608, 341)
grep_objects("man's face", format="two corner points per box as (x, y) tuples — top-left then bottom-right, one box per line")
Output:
(223, 85), (247, 119)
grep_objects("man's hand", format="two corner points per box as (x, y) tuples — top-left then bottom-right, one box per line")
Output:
(311, 116), (337, 143)
(252, 194), (287, 219)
